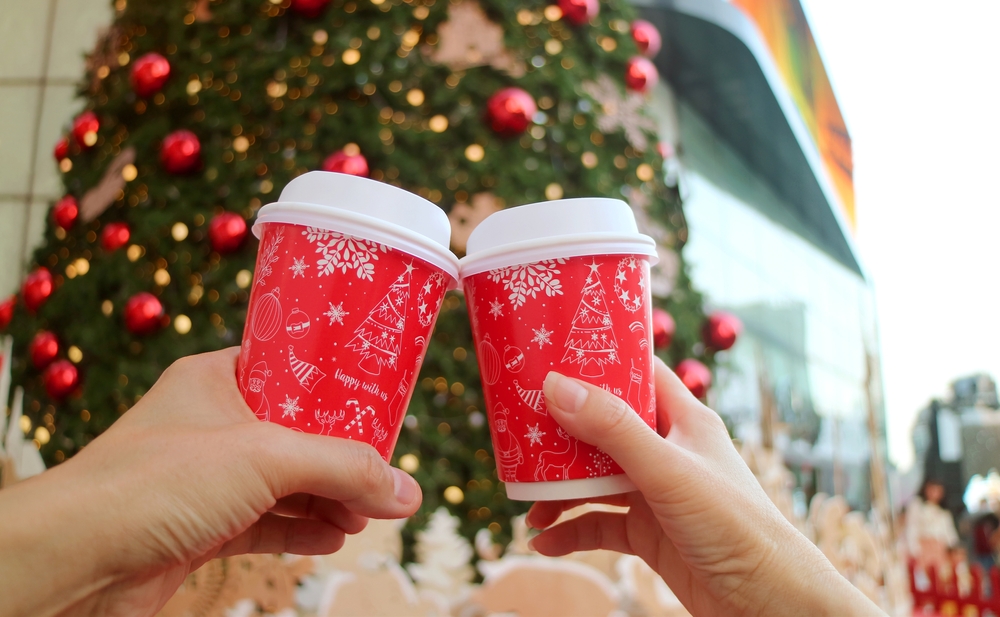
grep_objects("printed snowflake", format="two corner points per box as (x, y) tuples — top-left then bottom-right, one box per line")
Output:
(303, 227), (388, 281)
(582, 75), (659, 152)
(525, 424), (546, 446)
(487, 259), (565, 310)
(531, 324), (553, 349)
(489, 299), (504, 319)
(324, 302), (348, 325)
(279, 395), (302, 420)
(289, 257), (309, 278)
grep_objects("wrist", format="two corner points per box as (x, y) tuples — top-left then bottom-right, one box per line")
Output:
(0, 466), (117, 617)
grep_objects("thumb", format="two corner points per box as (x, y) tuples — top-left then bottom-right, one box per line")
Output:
(543, 371), (680, 497)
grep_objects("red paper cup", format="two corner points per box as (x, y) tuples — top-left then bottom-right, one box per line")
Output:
(238, 172), (459, 460)
(460, 199), (658, 501)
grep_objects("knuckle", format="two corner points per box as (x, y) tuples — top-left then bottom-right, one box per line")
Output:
(598, 394), (636, 435)
(352, 446), (389, 494)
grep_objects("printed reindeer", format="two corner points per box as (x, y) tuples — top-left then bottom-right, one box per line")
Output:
(372, 417), (389, 448)
(534, 427), (579, 481)
(314, 408), (345, 436)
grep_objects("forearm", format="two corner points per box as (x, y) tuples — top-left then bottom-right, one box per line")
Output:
(755, 531), (885, 617)
(0, 468), (116, 617)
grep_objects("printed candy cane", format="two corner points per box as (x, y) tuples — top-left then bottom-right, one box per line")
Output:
(342, 399), (375, 437)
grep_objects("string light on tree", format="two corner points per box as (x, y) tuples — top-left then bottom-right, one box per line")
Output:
(160, 130), (202, 174)
(72, 111), (99, 148)
(124, 292), (165, 335)
(208, 212), (248, 253)
(130, 52), (171, 97)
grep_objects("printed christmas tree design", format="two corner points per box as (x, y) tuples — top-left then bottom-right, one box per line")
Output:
(561, 262), (620, 378)
(346, 263), (413, 375)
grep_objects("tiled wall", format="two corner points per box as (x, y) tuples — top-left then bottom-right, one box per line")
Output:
(0, 0), (112, 296)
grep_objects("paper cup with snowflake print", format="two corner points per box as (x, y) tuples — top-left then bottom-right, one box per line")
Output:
(237, 172), (459, 461)
(460, 199), (657, 501)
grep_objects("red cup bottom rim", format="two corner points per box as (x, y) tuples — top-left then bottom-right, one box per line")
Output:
(253, 201), (460, 286)
(459, 232), (658, 278)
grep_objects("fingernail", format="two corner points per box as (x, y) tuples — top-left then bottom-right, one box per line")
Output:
(392, 468), (417, 504)
(545, 372), (588, 414)
(527, 538), (537, 551)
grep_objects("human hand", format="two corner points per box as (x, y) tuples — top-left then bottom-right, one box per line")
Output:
(527, 358), (884, 617)
(0, 348), (420, 617)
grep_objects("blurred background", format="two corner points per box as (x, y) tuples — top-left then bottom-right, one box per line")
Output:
(1, 1), (998, 615)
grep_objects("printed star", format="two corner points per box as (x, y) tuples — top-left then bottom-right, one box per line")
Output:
(279, 395), (302, 420)
(587, 261), (601, 275)
(489, 299), (504, 319)
(616, 270), (628, 283)
(423, 281), (433, 295)
(324, 302), (348, 325)
(619, 289), (632, 305)
(531, 324), (553, 349)
(290, 257), (309, 278)
(418, 300), (428, 315)
(525, 424), (546, 446)
(627, 258), (637, 271)
(404, 261), (416, 275)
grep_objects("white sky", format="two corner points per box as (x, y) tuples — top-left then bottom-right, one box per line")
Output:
(800, 0), (1000, 470)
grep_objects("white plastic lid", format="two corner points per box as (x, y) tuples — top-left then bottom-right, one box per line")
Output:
(460, 198), (657, 277)
(253, 171), (459, 284)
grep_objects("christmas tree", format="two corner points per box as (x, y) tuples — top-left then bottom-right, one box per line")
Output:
(0, 0), (709, 551)
(346, 262), (412, 375)
(561, 261), (619, 378)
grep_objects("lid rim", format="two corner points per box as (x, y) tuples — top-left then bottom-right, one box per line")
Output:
(253, 201), (459, 282)
(460, 232), (658, 277)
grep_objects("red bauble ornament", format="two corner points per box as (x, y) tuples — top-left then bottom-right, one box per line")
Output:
(44, 360), (78, 399)
(53, 137), (69, 161)
(0, 295), (14, 330)
(160, 129), (202, 174)
(652, 308), (675, 349)
(209, 212), (248, 253)
(704, 311), (742, 351)
(322, 150), (369, 177)
(100, 221), (131, 252)
(486, 87), (537, 136)
(124, 292), (164, 335)
(22, 268), (53, 313)
(625, 56), (659, 93)
(290, 0), (331, 17)
(72, 111), (100, 149)
(130, 52), (171, 98)
(657, 141), (675, 159)
(558, 0), (599, 26)
(52, 195), (78, 230)
(631, 20), (662, 57)
(29, 331), (59, 370)
(675, 359), (712, 399)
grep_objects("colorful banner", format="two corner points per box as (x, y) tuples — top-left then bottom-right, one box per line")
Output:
(731, 0), (855, 228)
